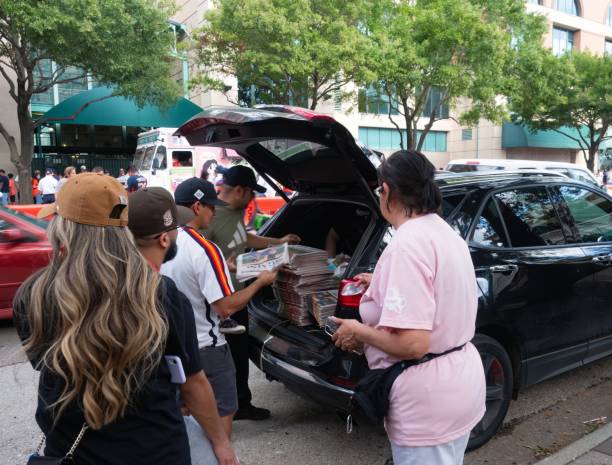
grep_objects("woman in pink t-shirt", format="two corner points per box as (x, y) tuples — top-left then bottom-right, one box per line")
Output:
(333, 150), (486, 465)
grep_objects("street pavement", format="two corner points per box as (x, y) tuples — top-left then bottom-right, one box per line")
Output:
(1, 321), (612, 465)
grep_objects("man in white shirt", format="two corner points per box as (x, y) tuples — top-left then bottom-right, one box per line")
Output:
(38, 169), (59, 204)
(161, 177), (277, 438)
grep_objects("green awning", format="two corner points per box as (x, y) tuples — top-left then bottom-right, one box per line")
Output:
(502, 122), (609, 150)
(41, 86), (203, 127)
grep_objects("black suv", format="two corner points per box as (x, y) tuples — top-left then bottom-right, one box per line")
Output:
(176, 106), (612, 450)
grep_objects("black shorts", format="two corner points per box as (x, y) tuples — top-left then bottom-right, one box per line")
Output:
(199, 344), (238, 417)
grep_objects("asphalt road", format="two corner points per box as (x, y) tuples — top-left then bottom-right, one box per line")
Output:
(1, 321), (611, 465)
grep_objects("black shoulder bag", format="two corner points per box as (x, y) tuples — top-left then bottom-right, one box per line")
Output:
(27, 423), (88, 465)
(349, 344), (466, 428)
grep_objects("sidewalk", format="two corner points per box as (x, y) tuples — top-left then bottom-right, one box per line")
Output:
(534, 422), (612, 465)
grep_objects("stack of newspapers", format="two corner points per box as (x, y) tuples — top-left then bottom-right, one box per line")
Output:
(310, 290), (338, 327)
(274, 245), (339, 326)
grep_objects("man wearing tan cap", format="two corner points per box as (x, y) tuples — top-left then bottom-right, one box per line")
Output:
(128, 187), (240, 465)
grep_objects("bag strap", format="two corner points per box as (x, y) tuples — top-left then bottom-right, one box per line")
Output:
(399, 343), (466, 370)
(35, 423), (88, 458)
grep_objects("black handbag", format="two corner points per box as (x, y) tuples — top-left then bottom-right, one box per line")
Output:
(349, 344), (466, 427)
(27, 423), (88, 465)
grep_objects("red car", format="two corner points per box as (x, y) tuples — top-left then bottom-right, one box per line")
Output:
(0, 206), (51, 319)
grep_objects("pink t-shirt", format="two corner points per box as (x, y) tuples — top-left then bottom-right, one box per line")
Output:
(359, 213), (486, 447)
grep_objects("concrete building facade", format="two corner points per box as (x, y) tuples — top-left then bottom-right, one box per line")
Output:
(1, 0), (611, 174)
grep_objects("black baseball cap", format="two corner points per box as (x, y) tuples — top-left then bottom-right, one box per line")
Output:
(219, 165), (266, 193)
(128, 187), (195, 238)
(174, 177), (228, 207)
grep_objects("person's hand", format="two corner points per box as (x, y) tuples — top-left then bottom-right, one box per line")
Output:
(180, 406), (191, 416)
(280, 233), (301, 245)
(257, 269), (278, 287)
(331, 317), (363, 352)
(226, 252), (237, 273)
(353, 273), (373, 290)
(212, 438), (242, 465)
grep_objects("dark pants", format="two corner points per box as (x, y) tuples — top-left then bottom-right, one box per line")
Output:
(226, 308), (251, 408)
(42, 194), (55, 204)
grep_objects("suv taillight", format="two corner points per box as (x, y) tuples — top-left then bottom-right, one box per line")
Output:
(338, 279), (365, 309)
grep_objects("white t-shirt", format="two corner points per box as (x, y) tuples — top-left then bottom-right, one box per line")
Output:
(161, 226), (234, 348)
(38, 175), (58, 195)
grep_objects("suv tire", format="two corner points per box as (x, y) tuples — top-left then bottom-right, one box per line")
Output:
(467, 334), (513, 451)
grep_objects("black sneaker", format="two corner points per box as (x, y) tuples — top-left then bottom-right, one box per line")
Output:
(234, 404), (271, 421)
(219, 318), (246, 335)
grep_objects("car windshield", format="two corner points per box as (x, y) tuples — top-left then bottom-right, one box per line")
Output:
(1, 206), (48, 229)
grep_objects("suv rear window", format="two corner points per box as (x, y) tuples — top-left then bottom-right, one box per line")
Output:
(495, 187), (566, 247)
(559, 186), (612, 243)
(259, 139), (333, 163)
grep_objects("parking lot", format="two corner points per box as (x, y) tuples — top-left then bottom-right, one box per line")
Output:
(1, 322), (611, 465)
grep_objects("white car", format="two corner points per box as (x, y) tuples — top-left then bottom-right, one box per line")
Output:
(446, 158), (602, 189)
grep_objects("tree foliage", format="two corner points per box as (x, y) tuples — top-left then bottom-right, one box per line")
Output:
(0, 0), (180, 202)
(509, 51), (612, 171)
(362, 0), (547, 152)
(191, 0), (371, 109)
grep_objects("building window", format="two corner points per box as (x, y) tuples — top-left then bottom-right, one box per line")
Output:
(420, 87), (449, 119)
(608, 6), (612, 26)
(606, 40), (612, 56)
(31, 59), (54, 105)
(528, 0), (542, 4)
(462, 128), (473, 141)
(358, 127), (447, 152)
(358, 86), (398, 115)
(57, 66), (88, 103)
(552, 27), (574, 56)
(554, 0), (579, 16)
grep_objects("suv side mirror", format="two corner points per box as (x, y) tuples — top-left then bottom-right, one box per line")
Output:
(0, 228), (30, 247)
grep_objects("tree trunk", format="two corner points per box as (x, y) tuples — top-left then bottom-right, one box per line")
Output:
(586, 146), (597, 173)
(15, 100), (34, 204)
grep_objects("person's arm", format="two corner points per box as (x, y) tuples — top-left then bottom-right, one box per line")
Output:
(180, 372), (239, 465)
(211, 271), (276, 319)
(325, 228), (338, 258)
(246, 232), (301, 249)
(332, 318), (430, 359)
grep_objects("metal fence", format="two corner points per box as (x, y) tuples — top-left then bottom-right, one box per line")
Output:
(31, 156), (133, 177)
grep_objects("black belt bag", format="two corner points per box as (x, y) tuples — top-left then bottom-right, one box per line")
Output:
(349, 344), (466, 427)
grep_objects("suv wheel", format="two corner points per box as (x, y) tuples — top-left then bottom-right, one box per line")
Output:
(467, 334), (513, 451)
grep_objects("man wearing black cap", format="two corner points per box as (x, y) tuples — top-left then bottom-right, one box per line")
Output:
(129, 187), (240, 465)
(161, 177), (277, 438)
(203, 165), (300, 421)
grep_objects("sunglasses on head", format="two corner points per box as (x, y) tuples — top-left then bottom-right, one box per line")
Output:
(374, 185), (384, 197)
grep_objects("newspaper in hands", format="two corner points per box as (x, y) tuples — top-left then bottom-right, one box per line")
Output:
(236, 243), (290, 282)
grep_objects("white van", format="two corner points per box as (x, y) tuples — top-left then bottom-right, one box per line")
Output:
(132, 128), (240, 193)
(446, 158), (603, 189)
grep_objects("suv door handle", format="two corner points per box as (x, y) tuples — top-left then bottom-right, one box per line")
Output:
(592, 255), (612, 266)
(489, 264), (519, 273)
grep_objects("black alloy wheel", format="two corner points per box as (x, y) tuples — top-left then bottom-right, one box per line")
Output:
(467, 334), (514, 451)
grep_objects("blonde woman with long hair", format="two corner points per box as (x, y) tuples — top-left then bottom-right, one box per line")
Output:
(13, 174), (204, 465)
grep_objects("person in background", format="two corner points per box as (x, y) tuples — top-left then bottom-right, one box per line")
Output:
(8, 173), (18, 204)
(126, 165), (147, 193)
(56, 166), (77, 193)
(204, 165), (300, 421)
(603, 169), (609, 187)
(13, 173), (205, 465)
(38, 168), (58, 204)
(0, 169), (9, 206)
(118, 168), (126, 177)
(80, 165), (88, 173)
(161, 178), (277, 438)
(332, 151), (485, 465)
(128, 187), (240, 465)
(32, 170), (42, 204)
(117, 168), (129, 188)
(92, 166), (104, 174)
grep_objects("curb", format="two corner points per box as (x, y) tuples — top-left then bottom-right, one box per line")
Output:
(533, 421), (612, 465)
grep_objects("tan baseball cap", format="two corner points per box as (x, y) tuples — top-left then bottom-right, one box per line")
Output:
(37, 173), (129, 227)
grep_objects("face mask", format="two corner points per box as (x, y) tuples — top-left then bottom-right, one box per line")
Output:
(163, 239), (178, 263)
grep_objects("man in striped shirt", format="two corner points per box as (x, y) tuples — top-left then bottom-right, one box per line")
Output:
(161, 178), (277, 439)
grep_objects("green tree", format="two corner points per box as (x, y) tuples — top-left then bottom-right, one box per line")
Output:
(191, 0), (370, 109)
(362, 0), (546, 152)
(509, 51), (612, 172)
(0, 0), (180, 203)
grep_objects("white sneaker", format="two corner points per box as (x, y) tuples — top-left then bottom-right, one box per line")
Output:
(219, 318), (246, 335)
